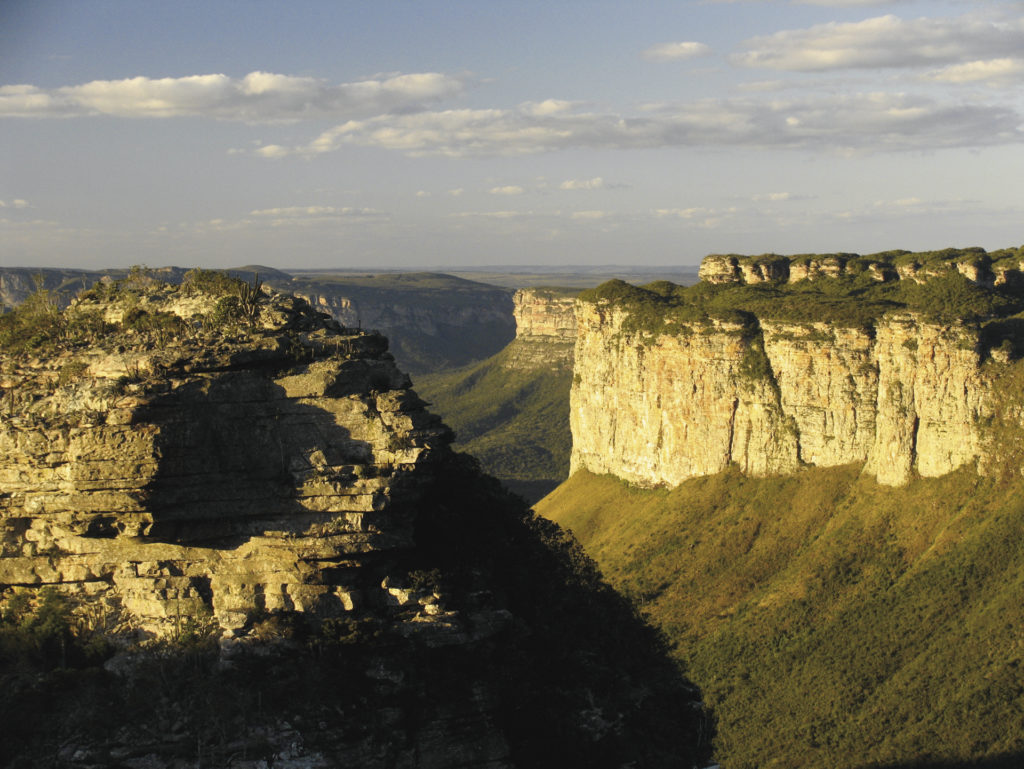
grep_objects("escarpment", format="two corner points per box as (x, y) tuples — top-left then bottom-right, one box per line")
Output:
(571, 247), (1024, 487)
(0, 272), (712, 769)
(501, 288), (578, 370)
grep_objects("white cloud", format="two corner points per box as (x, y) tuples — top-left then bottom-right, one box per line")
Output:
(654, 207), (713, 219)
(275, 93), (1022, 158)
(249, 205), (384, 219)
(570, 210), (608, 220)
(522, 99), (578, 116)
(752, 192), (793, 202)
(448, 188), (464, 197)
(489, 185), (525, 195)
(653, 206), (737, 229)
(0, 71), (465, 121)
(925, 57), (1024, 85)
(734, 14), (1024, 71)
(0, 199), (30, 209)
(560, 177), (605, 191)
(643, 41), (712, 61)
(450, 210), (534, 219)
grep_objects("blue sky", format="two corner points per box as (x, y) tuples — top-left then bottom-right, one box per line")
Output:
(2, 0), (1022, 270)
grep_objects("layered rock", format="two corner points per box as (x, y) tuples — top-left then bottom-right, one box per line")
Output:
(696, 248), (1024, 287)
(501, 288), (578, 370)
(570, 300), (991, 487)
(0, 287), (453, 638)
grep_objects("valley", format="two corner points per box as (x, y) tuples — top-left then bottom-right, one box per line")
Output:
(2, 248), (1023, 767)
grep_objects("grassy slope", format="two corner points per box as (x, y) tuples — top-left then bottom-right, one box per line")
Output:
(414, 344), (572, 502)
(536, 467), (1024, 769)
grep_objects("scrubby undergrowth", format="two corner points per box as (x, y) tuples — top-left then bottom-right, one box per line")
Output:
(536, 464), (1024, 769)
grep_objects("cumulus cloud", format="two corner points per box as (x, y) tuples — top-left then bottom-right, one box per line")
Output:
(733, 14), (1024, 71)
(642, 41), (712, 61)
(0, 199), (30, 209)
(488, 185), (525, 195)
(0, 71), (465, 120)
(269, 93), (1021, 158)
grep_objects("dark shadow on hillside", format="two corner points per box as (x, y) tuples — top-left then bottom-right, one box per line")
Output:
(502, 477), (561, 504)
(412, 450), (716, 769)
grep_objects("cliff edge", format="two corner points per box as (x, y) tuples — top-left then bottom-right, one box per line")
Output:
(571, 247), (1024, 487)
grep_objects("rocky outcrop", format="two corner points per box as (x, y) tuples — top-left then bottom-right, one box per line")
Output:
(696, 248), (1024, 287)
(501, 289), (577, 370)
(570, 300), (991, 487)
(0, 287), (452, 638)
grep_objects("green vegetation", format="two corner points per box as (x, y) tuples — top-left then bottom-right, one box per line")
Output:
(536, 464), (1024, 769)
(580, 247), (1024, 333)
(415, 342), (573, 502)
(0, 267), (270, 357)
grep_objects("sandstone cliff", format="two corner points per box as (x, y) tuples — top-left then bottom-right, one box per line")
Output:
(571, 248), (1024, 488)
(501, 288), (577, 370)
(0, 272), (711, 768)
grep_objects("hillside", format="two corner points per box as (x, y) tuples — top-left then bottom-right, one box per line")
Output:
(536, 467), (1024, 769)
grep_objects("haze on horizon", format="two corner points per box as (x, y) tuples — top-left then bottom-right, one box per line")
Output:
(2, 0), (1022, 272)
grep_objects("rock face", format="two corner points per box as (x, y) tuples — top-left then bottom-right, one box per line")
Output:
(570, 275), (995, 488)
(695, 248), (1024, 287)
(0, 289), (450, 638)
(501, 288), (577, 370)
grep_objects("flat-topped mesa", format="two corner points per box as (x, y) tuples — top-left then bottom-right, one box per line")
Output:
(571, 247), (1024, 488)
(0, 273), (453, 638)
(502, 288), (579, 370)
(697, 247), (1024, 287)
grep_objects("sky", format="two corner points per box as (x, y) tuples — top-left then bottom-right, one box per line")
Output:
(1, 0), (1023, 271)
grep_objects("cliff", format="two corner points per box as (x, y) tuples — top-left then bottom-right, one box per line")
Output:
(0, 271), (711, 768)
(499, 288), (577, 370)
(571, 247), (1024, 487)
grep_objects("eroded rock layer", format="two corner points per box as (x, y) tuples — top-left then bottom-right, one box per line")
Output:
(570, 295), (991, 488)
(502, 288), (578, 370)
(0, 288), (452, 638)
